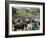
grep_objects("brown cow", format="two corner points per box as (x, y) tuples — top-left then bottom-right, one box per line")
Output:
(12, 16), (32, 31)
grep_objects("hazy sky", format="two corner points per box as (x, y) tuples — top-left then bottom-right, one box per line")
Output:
(13, 6), (39, 10)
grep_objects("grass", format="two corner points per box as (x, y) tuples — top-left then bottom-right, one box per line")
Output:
(16, 9), (40, 16)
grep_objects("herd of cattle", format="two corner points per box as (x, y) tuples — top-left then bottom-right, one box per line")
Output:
(12, 15), (40, 31)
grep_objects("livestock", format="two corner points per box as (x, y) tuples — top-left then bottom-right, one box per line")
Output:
(12, 16), (32, 31)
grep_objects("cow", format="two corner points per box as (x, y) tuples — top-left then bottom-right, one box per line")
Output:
(12, 16), (32, 31)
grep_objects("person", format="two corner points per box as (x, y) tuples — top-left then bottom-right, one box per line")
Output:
(32, 20), (37, 30)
